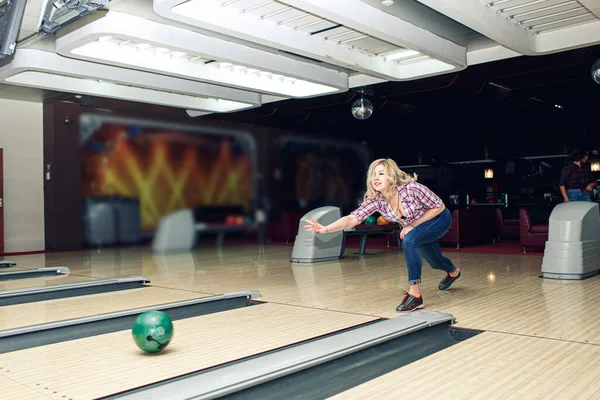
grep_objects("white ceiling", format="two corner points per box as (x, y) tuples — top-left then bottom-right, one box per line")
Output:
(360, 0), (497, 50)
(2, 0), (599, 108)
(417, 0), (600, 55)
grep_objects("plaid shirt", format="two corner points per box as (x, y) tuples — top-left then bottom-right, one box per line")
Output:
(351, 182), (443, 227)
(559, 163), (593, 190)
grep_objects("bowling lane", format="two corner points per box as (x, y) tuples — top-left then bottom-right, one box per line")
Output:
(326, 331), (600, 400)
(0, 375), (52, 399)
(0, 274), (93, 291)
(0, 303), (377, 400)
(0, 287), (212, 331)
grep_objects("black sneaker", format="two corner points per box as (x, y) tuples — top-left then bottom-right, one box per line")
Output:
(396, 291), (424, 312)
(438, 270), (462, 291)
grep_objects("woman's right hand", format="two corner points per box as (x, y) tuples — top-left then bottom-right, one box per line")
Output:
(304, 218), (326, 234)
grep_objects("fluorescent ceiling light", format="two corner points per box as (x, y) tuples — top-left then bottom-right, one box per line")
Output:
(397, 164), (432, 168)
(69, 37), (339, 97)
(380, 49), (421, 61)
(0, 49), (259, 113)
(153, 0), (466, 81)
(55, 11), (347, 98)
(447, 160), (497, 164)
(6, 72), (251, 112)
(394, 58), (454, 77)
(518, 154), (568, 159)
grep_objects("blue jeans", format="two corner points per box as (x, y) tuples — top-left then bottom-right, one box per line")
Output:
(402, 208), (457, 285)
(566, 189), (590, 202)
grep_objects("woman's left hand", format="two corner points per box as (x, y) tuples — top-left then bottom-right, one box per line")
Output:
(400, 225), (414, 239)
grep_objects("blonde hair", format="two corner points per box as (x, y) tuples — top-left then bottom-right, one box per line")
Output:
(363, 158), (417, 201)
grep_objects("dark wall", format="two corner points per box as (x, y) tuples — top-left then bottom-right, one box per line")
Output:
(203, 45), (600, 167)
(43, 99), (267, 250)
(43, 84), (598, 251)
(44, 101), (83, 251)
(43, 98), (370, 250)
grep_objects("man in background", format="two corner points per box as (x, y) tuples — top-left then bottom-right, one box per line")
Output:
(559, 151), (597, 202)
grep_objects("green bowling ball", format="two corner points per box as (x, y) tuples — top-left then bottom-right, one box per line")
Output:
(365, 216), (377, 225)
(132, 310), (174, 353)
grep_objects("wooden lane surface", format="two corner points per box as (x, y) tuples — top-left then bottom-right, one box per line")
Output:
(0, 275), (93, 291)
(39, 246), (401, 313)
(15, 245), (600, 344)
(0, 375), (52, 399)
(328, 331), (600, 400)
(434, 272), (600, 345)
(0, 287), (213, 331)
(0, 303), (377, 400)
(117, 247), (600, 346)
(141, 248), (600, 346)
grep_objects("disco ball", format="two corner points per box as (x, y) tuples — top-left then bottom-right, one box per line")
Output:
(592, 59), (600, 84)
(351, 98), (373, 120)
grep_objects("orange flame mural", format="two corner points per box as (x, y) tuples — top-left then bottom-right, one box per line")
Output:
(82, 124), (253, 231)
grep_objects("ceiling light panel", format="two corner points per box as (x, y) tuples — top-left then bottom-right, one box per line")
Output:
(491, 0), (596, 34)
(153, 0), (466, 80)
(417, 0), (600, 55)
(55, 11), (347, 98)
(0, 49), (260, 112)
(233, 3), (391, 56)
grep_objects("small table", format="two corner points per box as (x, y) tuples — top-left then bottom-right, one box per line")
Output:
(342, 224), (401, 255)
(196, 222), (258, 247)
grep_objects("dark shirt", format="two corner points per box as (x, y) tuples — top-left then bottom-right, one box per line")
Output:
(559, 163), (592, 190)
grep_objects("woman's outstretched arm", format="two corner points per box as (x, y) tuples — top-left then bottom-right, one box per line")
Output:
(304, 214), (359, 234)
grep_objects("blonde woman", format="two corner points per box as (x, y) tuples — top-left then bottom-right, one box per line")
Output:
(304, 158), (461, 312)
